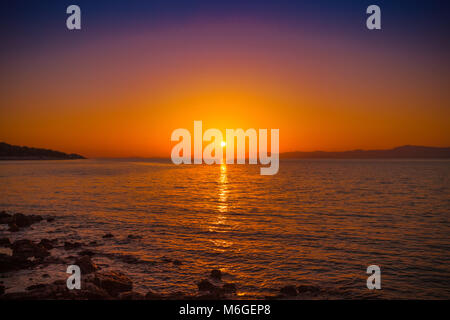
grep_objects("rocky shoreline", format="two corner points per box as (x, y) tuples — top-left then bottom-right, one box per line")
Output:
(0, 211), (348, 300)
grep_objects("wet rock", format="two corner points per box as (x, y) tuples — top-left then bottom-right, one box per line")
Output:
(127, 235), (142, 239)
(297, 285), (321, 295)
(118, 291), (145, 300)
(197, 279), (217, 292)
(0, 211), (12, 224)
(210, 269), (222, 280)
(172, 260), (182, 266)
(11, 213), (43, 228)
(76, 281), (111, 300)
(64, 241), (82, 250)
(93, 271), (133, 297)
(222, 283), (237, 293)
(53, 280), (66, 286)
(280, 285), (298, 296)
(8, 223), (20, 232)
(75, 255), (98, 274)
(0, 253), (32, 273)
(11, 239), (49, 259)
(0, 238), (11, 247)
(79, 249), (95, 257)
(38, 238), (54, 250)
(42, 255), (65, 265)
(3, 279), (111, 300)
(264, 294), (283, 300)
(166, 291), (188, 300)
(102, 233), (114, 239)
(145, 290), (163, 300)
(119, 254), (141, 264)
(26, 284), (47, 291)
(196, 292), (224, 300)
(2, 213), (43, 231)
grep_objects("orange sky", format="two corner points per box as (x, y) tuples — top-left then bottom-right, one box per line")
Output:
(1, 19), (449, 158)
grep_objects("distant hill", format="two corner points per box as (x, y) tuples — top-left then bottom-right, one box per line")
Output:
(0, 142), (86, 160)
(280, 145), (450, 159)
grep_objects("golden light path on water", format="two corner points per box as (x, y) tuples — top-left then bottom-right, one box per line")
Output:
(209, 164), (232, 252)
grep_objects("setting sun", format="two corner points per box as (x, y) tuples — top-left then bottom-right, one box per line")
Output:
(221, 141), (226, 147)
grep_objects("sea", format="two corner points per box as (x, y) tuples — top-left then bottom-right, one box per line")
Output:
(0, 159), (449, 299)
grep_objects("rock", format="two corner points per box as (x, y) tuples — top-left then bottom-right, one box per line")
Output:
(75, 255), (98, 274)
(79, 249), (95, 257)
(11, 239), (49, 259)
(127, 235), (142, 239)
(145, 290), (163, 300)
(197, 279), (217, 292)
(8, 223), (20, 232)
(64, 241), (82, 250)
(46, 217), (55, 222)
(297, 285), (321, 295)
(196, 292), (223, 300)
(173, 260), (182, 266)
(0, 238), (11, 247)
(42, 274), (50, 278)
(53, 280), (66, 286)
(26, 284), (47, 291)
(94, 271), (133, 297)
(88, 241), (98, 246)
(102, 233), (114, 239)
(38, 238), (54, 250)
(41, 255), (65, 265)
(11, 213), (42, 228)
(118, 291), (144, 300)
(0, 253), (33, 273)
(280, 285), (298, 296)
(0, 211), (12, 224)
(166, 291), (187, 300)
(222, 283), (237, 293)
(3, 280), (111, 300)
(3, 213), (43, 231)
(78, 282), (111, 300)
(119, 254), (141, 264)
(210, 269), (222, 280)
(264, 294), (283, 300)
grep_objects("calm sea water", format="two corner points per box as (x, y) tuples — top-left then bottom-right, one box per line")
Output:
(0, 159), (449, 299)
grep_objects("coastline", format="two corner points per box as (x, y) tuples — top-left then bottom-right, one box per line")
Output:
(0, 211), (355, 300)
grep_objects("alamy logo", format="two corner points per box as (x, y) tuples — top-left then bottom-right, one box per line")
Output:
(66, 5), (81, 30)
(366, 265), (381, 289)
(171, 121), (279, 175)
(366, 5), (381, 30)
(66, 265), (81, 289)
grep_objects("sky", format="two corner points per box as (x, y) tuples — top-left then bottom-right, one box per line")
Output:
(0, 0), (449, 157)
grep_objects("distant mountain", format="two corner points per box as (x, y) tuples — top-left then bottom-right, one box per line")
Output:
(0, 142), (86, 160)
(280, 145), (450, 159)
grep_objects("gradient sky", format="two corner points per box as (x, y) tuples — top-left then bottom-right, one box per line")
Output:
(1, 0), (449, 157)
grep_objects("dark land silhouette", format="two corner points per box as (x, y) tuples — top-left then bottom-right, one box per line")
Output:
(0, 142), (85, 160)
(1, 143), (449, 160)
(280, 145), (450, 159)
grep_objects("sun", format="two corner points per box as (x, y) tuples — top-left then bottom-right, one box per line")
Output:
(221, 141), (226, 147)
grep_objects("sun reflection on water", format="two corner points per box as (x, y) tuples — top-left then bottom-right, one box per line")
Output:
(207, 164), (230, 242)
(218, 164), (228, 214)
(207, 164), (234, 252)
